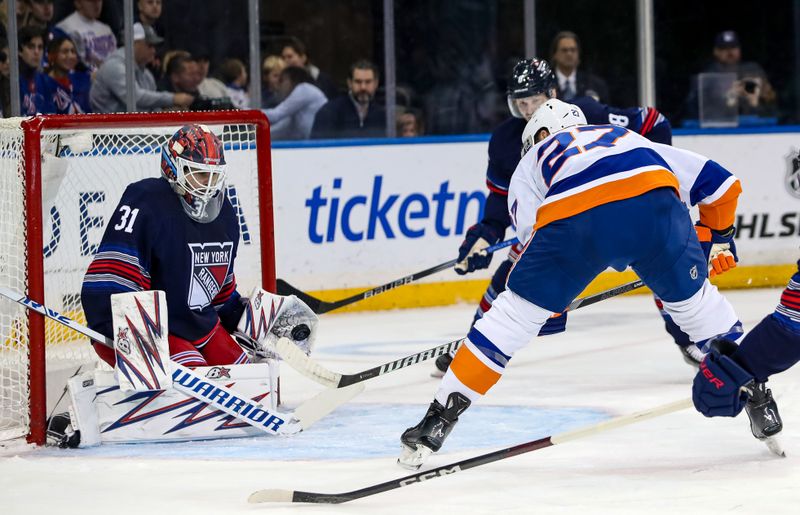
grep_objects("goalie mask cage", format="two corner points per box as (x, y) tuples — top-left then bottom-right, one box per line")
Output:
(0, 111), (275, 445)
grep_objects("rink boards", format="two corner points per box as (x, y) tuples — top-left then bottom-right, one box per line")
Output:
(271, 128), (800, 311)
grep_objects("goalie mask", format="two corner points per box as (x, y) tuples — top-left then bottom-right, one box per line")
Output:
(521, 99), (587, 157)
(507, 58), (557, 120)
(161, 124), (227, 223)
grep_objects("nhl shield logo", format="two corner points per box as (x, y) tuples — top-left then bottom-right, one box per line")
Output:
(187, 242), (233, 310)
(786, 148), (800, 199)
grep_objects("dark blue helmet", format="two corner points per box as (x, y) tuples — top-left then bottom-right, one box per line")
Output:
(507, 58), (557, 99)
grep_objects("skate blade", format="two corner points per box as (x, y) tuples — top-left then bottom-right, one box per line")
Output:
(397, 443), (433, 470)
(430, 369), (445, 378)
(762, 435), (786, 457)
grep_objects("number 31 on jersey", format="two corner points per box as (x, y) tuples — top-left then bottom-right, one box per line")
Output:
(114, 205), (140, 233)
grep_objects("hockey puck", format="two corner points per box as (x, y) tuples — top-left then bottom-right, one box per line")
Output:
(291, 324), (311, 341)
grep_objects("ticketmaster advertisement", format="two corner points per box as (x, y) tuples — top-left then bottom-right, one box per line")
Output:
(271, 131), (800, 306)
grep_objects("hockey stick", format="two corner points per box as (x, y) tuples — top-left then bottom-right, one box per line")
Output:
(277, 238), (519, 314)
(0, 286), (362, 436)
(248, 397), (693, 504)
(275, 278), (646, 388)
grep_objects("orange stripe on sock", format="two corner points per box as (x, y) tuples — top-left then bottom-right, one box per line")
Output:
(449, 346), (502, 395)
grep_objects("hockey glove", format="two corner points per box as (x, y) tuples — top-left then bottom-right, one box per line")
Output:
(455, 223), (502, 275)
(695, 223), (738, 277)
(692, 338), (754, 418)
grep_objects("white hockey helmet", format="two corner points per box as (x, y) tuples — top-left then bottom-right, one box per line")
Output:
(160, 124), (228, 223)
(521, 99), (587, 157)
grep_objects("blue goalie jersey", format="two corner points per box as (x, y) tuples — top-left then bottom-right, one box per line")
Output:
(81, 177), (242, 343)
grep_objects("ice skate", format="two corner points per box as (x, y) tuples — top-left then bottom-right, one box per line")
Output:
(430, 351), (455, 378)
(46, 412), (81, 449)
(678, 344), (705, 368)
(398, 392), (471, 470)
(744, 382), (785, 457)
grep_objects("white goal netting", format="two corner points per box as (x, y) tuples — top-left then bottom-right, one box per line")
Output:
(0, 116), (269, 442)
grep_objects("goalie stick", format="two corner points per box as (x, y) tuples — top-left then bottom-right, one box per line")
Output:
(0, 286), (362, 437)
(248, 397), (693, 504)
(276, 238), (519, 314)
(275, 278), (646, 388)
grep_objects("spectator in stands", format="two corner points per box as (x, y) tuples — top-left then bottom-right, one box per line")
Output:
(397, 107), (423, 137)
(219, 58), (249, 109)
(196, 54), (228, 100)
(685, 30), (777, 120)
(137, 0), (163, 34)
(165, 53), (201, 98)
(18, 26), (49, 115)
(311, 59), (385, 139)
(18, 0), (55, 32)
(40, 35), (91, 113)
(549, 31), (609, 103)
(261, 54), (284, 108)
(56, 0), (117, 71)
(263, 66), (327, 140)
(136, 0), (164, 82)
(0, 39), (11, 117)
(90, 22), (192, 113)
(281, 36), (338, 99)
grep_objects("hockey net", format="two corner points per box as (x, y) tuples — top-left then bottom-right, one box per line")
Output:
(0, 112), (275, 445)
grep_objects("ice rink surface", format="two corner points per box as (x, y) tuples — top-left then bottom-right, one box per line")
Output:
(2, 287), (799, 514)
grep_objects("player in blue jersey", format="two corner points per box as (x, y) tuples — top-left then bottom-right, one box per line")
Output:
(693, 260), (800, 444)
(401, 99), (748, 469)
(81, 124), (250, 368)
(434, 57), (703, 377)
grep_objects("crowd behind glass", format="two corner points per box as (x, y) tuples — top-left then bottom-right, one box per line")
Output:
(0, 0), (796, 140)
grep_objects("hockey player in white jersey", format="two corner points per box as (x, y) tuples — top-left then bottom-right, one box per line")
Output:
(399, 99), (746, 469)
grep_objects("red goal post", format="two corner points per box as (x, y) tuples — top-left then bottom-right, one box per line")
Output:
(0, 111), (275, 445)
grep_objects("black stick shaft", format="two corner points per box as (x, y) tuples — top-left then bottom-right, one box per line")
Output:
(290, 436), (554, 503)
(263, 398), (690, 504)
(301, 278), (646, 389)
(277, 239), (518, 314)
(337, 339), (460, 387)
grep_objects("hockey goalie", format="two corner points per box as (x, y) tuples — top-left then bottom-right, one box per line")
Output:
(49, 124), (320, 447)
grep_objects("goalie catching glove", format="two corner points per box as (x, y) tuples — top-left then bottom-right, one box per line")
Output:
(235, 288), (319, 360)
(695, 223), (738, 277)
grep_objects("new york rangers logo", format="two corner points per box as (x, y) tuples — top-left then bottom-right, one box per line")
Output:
(188, 242), (234, 310)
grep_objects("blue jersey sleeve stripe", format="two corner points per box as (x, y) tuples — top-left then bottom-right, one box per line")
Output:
(689, 160), (732, 206)
(545, 147), (673, 199)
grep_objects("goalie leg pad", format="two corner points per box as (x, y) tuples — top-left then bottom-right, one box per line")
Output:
(111, 290), (172, 392)
(692, 341), (754, 418)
